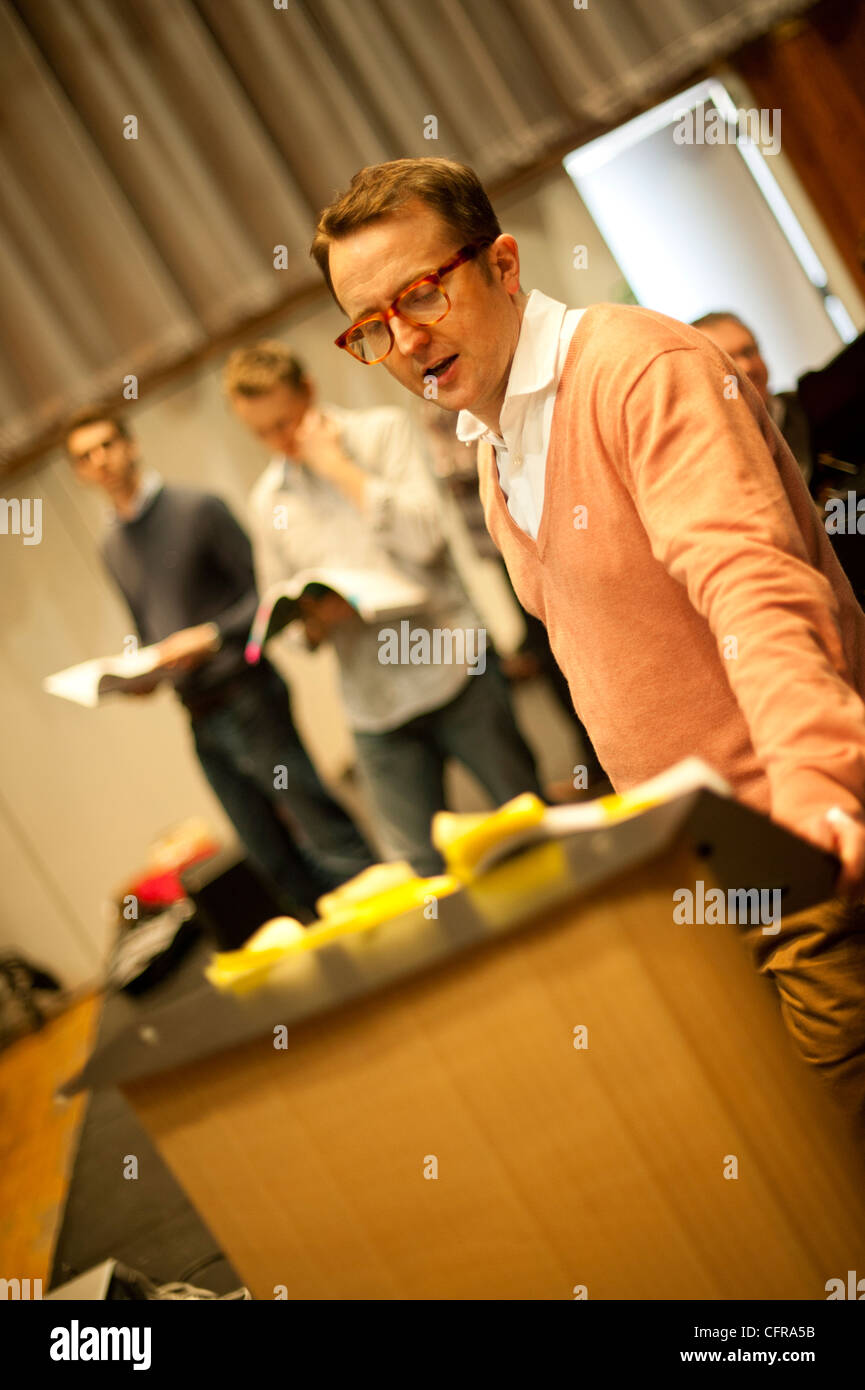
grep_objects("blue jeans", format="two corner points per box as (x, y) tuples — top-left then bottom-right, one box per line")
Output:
(190, 661), (375, 916)
(353, 659), (544, 877)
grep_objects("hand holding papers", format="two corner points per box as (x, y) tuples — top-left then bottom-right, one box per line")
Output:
(245, 567), (429, 662)
(42, 645), (168, 709)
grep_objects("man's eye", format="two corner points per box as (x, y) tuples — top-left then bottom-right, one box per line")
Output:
(405, 286), (438, 307)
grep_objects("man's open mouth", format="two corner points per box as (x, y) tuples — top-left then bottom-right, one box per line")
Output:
(425, 354), (458, 379)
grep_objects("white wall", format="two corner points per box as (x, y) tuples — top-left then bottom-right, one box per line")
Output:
(0, 166), (626, 987)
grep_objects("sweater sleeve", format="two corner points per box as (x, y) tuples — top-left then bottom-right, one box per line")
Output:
(619, 344), (865, 838)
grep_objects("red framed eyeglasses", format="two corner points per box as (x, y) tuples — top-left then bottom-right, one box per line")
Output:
(335, 241), (492, 364)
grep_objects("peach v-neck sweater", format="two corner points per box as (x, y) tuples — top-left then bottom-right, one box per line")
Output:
(477, 303), (865, 840)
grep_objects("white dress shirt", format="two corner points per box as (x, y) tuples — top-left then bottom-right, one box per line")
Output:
(107, 469), (163, 524)
(456, 290), (585, 540)
(248, 403), (481, 733)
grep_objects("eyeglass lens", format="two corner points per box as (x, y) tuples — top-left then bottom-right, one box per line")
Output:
(349, 281), (449, 361)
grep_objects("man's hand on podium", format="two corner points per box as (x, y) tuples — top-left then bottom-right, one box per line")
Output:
(800, 805), (865, 900)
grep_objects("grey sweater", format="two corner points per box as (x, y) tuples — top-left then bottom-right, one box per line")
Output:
(101, 485), (259, 706)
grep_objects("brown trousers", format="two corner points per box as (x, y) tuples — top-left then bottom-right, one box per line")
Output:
(740, 897), (865, 1148)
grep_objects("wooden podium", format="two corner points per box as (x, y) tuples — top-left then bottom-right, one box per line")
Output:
(64, 788), (865, 1299)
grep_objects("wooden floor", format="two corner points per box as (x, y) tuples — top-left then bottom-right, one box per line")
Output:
(0, 993), (101, 1286)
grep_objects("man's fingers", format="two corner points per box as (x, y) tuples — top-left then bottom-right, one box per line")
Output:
(837, 834), (865, 898)
(795, 806), (865, 900)
(825, 807), (865, 899)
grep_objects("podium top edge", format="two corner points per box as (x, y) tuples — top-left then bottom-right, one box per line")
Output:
(59, 788), (837, 1097)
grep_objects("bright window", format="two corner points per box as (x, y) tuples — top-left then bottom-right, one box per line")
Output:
(563, 77), (857, 392)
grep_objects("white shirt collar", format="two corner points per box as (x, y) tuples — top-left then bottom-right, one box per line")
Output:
(108, 469), (163, 524)
(456, 289), (571, 445)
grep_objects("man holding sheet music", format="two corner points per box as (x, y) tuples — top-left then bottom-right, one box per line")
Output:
(66, 406), (375, 920)
(227, 341), (542, 876)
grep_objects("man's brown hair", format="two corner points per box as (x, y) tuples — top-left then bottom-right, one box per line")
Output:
(311, 157), (501, 301)
(223, 340), (307, 398)
(691, 311), (750, 333)
(64, 405), (131, 457)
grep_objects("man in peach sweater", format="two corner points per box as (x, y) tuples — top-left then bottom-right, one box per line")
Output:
(310, 156), (865, 1141)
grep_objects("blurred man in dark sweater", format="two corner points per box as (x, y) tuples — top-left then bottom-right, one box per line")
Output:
(66, 406), (375, 919)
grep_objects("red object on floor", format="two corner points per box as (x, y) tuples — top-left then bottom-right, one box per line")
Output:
(127, 845), (219, 910)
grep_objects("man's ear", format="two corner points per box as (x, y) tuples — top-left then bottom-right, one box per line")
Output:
(487, 234), (521, 296)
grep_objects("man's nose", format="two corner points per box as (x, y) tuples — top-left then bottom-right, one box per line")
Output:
(390, 315), (431, 357)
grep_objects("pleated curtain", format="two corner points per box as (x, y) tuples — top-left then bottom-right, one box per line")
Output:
(0, 0), (814, 468)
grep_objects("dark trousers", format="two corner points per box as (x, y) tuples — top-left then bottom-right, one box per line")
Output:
(739, 896), (865, 1151)
(353, 658), (544, 877)
(189, 661), (375, 917)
